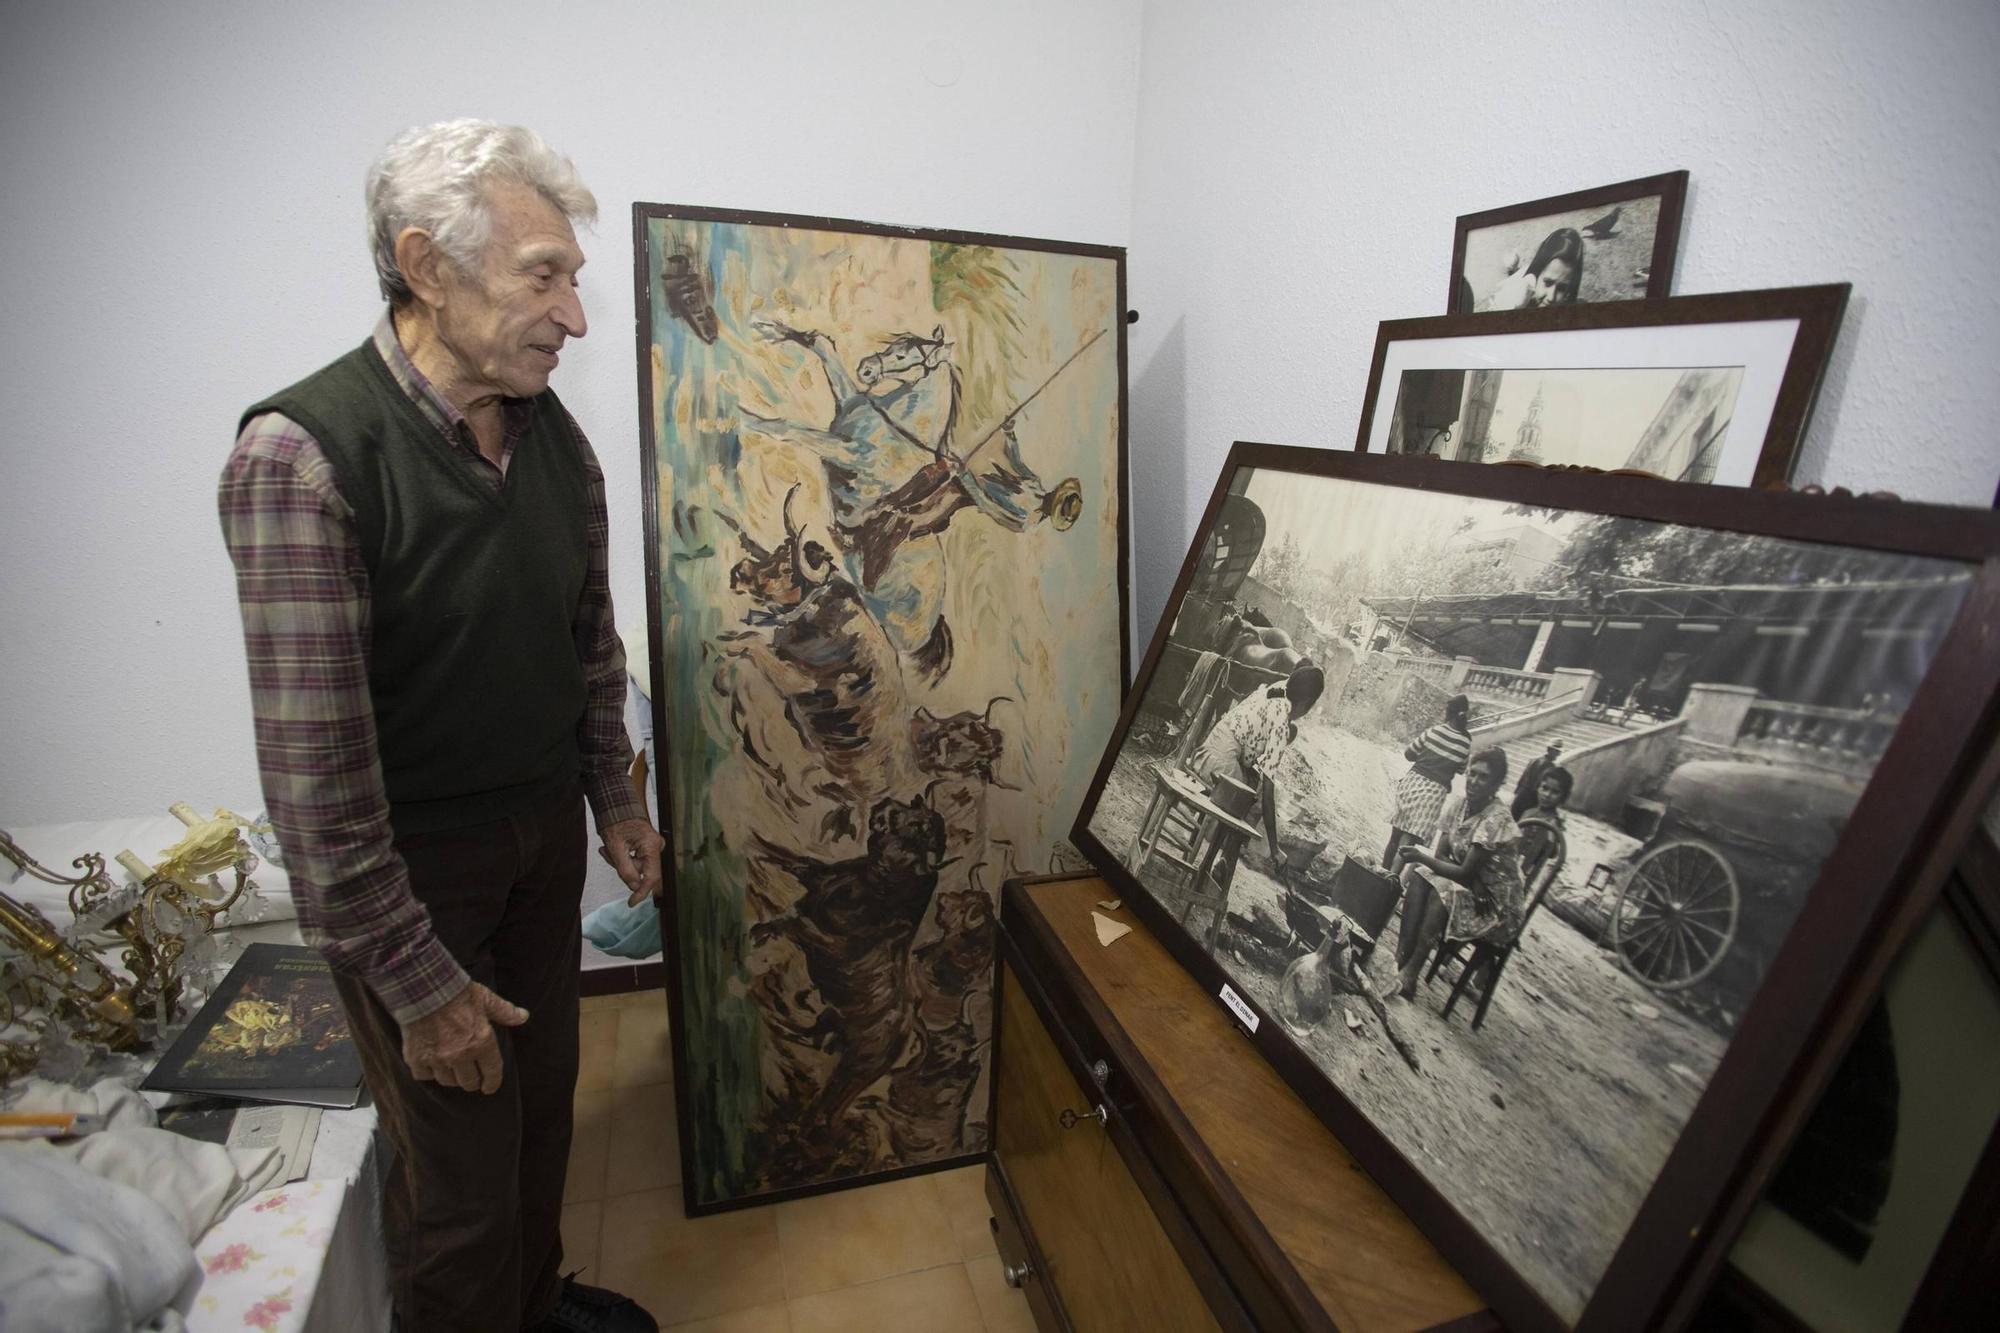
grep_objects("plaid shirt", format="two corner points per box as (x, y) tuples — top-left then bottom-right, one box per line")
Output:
(219, 315), (642, 1024)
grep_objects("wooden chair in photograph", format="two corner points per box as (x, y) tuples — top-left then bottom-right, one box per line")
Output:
(1126, 762), (1207, 881)
(1127, 765), (1261, 950)
(1179, 773), (1261, 950)
(1427, 826), (1567, 1030)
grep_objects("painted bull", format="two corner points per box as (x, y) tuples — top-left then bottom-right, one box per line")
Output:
(719, 488), (1015, 837)
(750, 787), (952, 1147)
(717, 487), (922, 840)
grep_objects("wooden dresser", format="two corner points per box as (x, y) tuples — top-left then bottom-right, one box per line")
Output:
(987, 873), (1494, 1332)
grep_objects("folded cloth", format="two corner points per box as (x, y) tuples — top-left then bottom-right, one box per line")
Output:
(68, 1129), (283, 1241)
(6, 1076), (156, 1130)
(5, 1077), (282, 1239)
(582, 895), (663, 960)
(1178, 649), (1225, 713)
(0, 1145), (197, 1332)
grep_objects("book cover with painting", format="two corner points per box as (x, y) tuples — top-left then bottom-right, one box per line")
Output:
(143, 943), (362, 1108)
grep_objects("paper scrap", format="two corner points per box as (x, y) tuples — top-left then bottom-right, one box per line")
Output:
(1343, 1009), (1363, 1032)
(1092, 911), (1132, 947)
(1096, 898), (1122, 911)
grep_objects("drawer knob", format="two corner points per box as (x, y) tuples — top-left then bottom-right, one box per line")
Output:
(1058, 1103), (1108, 1130)
(1090, 1058), (1110, 1085)
(1002, 1259), (1034, 1288)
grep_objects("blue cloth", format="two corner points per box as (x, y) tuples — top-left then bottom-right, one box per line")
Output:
(590, 660), (661, 957)
(581, 895), (662, 959)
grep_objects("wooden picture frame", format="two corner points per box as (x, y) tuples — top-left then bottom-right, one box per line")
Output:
(1450, 171), (1689, 314)
(1355, 285), (1850, 487)
(1070, 443), (2000, 1331)
(634, 203), (1131, 1212)
(1706, 819), (2000, 1330)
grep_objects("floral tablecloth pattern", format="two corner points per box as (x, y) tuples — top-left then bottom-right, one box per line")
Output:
(190, 1181), (341, 1331)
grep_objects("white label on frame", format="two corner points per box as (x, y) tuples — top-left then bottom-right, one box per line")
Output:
(1219, 983), (1260, 1033)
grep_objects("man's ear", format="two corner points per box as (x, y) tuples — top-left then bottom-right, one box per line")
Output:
(394, 227), (450, 309)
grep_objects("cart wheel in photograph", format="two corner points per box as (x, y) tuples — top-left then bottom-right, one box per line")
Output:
(1608, 838), (1739, 991)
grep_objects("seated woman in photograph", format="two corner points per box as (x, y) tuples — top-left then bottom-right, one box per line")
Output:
(1478, 227), (1585, 311)
(1190, 662), (1327, 861)
(1383, 693), (1472, 867)
(1391, 747), (1527, 1000)
(1514, 763), (1573, 886)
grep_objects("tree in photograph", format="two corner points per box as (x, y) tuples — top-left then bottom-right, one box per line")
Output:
(1256, 530), (1306, 595)
(1538, 515), (1937, 592)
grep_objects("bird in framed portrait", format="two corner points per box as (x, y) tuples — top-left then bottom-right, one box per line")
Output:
(1582, 205), (1623, 239)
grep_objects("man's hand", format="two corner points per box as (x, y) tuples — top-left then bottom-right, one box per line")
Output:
(400, 980), (528, 1094)
(600, 817), (665, 906)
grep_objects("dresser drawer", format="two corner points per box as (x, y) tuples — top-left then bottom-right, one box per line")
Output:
(992, 874), (1490, 1333)
(994, 954), (1225, 1333)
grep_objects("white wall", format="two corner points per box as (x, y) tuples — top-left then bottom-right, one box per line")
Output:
(8, 0), (1999, 825)
(0, 0), (1141, 824)
(1127, 0), (2000, 635)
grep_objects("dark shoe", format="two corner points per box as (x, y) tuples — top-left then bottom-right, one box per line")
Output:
(529, 1273), (658, 1333)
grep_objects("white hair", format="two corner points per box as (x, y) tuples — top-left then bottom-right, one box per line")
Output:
(365, 118), (598, 305)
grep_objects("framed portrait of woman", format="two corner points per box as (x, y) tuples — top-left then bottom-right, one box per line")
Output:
(1451, 171), (1689, 315)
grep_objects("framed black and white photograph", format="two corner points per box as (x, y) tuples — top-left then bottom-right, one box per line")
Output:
(1708, 816), (2000, 1330)
(1071, 445), (2000, 1332)
(1450, 171), (1688, 314)
(1355, 285), (1850, 488)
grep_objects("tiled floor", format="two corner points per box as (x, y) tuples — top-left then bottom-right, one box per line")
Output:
(567, 989), (1036, 1332)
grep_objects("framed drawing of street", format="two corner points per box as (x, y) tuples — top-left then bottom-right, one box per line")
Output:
(1356, 285), (1849, 487)
(1450, 170), (1689, 314)
(634, 203), (1129, 1212)
(1071, 443), (2000, 1331)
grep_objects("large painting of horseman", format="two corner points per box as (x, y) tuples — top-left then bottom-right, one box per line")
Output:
(1075, 450), (1999, 1329)
(635, 205), (1127, 1209)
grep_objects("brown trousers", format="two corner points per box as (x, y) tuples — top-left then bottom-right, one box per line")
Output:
(331, 784), (585, 1332)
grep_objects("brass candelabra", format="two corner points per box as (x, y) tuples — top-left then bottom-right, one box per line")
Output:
(0, 804), (263, 1082)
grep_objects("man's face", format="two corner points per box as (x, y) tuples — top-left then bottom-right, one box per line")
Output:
(433, 179), (588, 401)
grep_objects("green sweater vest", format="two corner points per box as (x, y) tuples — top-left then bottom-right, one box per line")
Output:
(244, 342), (589, 835)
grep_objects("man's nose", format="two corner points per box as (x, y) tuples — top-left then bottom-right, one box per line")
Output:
(555, 284), (588, 339)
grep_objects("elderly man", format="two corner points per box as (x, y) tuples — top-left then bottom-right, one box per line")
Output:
(220, 120), (662, 1333)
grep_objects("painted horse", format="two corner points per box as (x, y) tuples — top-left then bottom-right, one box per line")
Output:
(745, 319), (1081, 682)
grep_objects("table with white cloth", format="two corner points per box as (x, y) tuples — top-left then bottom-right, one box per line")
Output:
(2, 813), (390, 1333)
